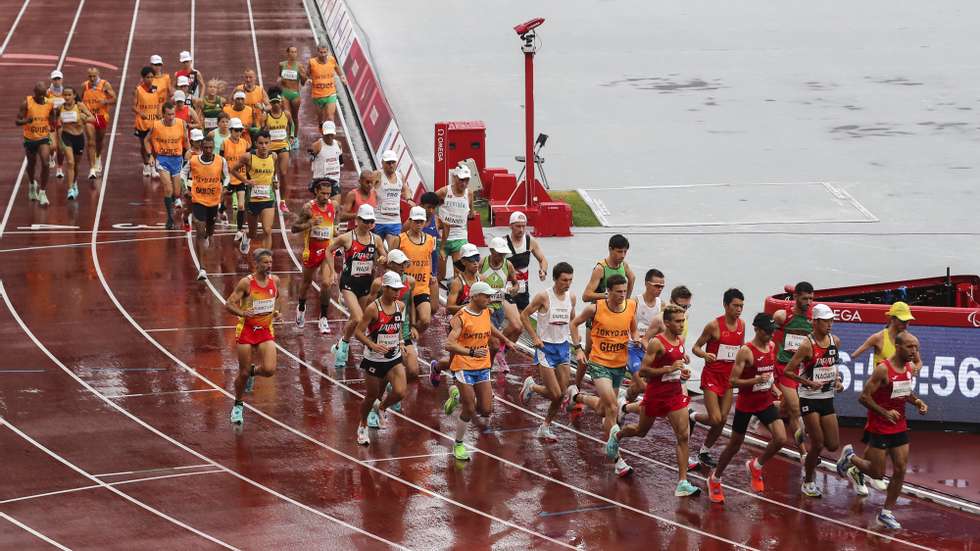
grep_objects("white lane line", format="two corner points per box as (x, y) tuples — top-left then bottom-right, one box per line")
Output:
(361, 452), (452, 464)
(0, 0), (31, 56)
(0, 235), (186, 254)
(0, 418), (238, 549)
(0, 469), (222, 505)
(104, 388), (221, 399)
(189, 0), (195, 60)
(0, 280), (407, 550)
(144, 319), (295, 333)
(0, 511), (71, 550)
(244, 0), (263, 89)
(94, 463), (213, 478)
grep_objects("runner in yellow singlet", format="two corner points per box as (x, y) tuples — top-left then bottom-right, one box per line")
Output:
(262, 86), (294, 214)
(307, 45), (348, 128)
(231, 131), (278, 253)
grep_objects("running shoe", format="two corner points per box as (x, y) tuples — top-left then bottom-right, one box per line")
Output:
(699, 451), (717, 469)
(244, 372), (255, 393)
(234, 230), (243, 242)
(239, 234), (250, 255)
(318, 316), (330, 334)
(746, 458), (765, 492)
(197, 268), (207, 281)
(48, 156), (56, 169)
(56, 167), (64, 179)
(219, 212), (229, 226)
(675, 479), (701, 497)
(367, 403), (381, 429)
(88, 168), (97, 180)
(174, 197), (183, 210)
(520, 376), (535, 405)
(151, 166), (159, 178)
(687, 453), (700, 471)
(565, 384), (579, 413)
(688, 408), (698, 436)
(230, 403), (244, 425)
(28, 181), (38, 201)
(836, 444), (855, 477)
(331, 339), (349, 368)
(429, 359), (441, 387)
(605, 424), (621, 460)
(869, 477), (888, 492)
(278, 199), (289, 213)
(708, 473), (725, 503)
(536, 424), (558, 442)
(615, 457), (633, 478)
(142, 164), (151, 177)
(616, 395), (627, 426)
(443, 385), (460, 416)
(356, 424), (369, 446)
(67, 184), (78, 200)
(617, 384), (628, 403)
(495, 346), (510, 373)
(295, 305), (306, 328)
(800, 481), (822, 498)
(38, 190), (49, 207)
(570, 403), (585, 422)
(877, 509), (901, 530)
(453, 441), (470, 461)
(847, 466), (869, 496)
(386, 383), (401, 413)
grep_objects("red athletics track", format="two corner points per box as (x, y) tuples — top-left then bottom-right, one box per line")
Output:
(0, 1), (977, 549)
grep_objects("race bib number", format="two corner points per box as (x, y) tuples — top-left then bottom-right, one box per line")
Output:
(890, 379), (912, 399)
(204, 117), (217, 129)
(812, 365), (837, 384)
(783, 333), (806, 352)
(251, 184), (272, 200)
(351, 260), (372, 277)
(60, 110), (78, 124)
(269, 128), (288, 141)
(753, 374), (773, 392)
(377, 332), (400, 348)
(717, 344), (739, 362)
(490, 289), (506, 303)
(549, 307), (571, 326)
(280, 69), (298, 80)
(310, 226), (332, 240)
(662, 370), (681, 383)
(251, 298), (275, 315)
(518, 279), (528, 293)
(441, 212), (465, 227)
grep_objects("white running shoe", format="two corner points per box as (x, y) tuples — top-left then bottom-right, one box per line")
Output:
(239, 234), (250, 255)
(295, 305), (306, 328)
(197, 268), (207, 281)
(536, 424), (558, 442)
(151, 166), (160, 178)
(520, 376), (535, 405)
(616, 395), (628, 425)
(142, 164), (151, 177)
(28, 181), (38, 201)
(38, 190), (49, 207)
(48, 156), (56, 169)
(94, 156), (102, 173)
(173, 197), (183, 209)
(234, 230), (243, 242)
(56, 168), (64, 179)
(869, 477), (888, 492)
(318, 316), (330, 334)
(615, 457), (633, 478)
(356, 424), (369, 446)
(88, 168), (97, 180)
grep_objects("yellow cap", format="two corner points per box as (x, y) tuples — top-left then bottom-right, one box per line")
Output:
(886, 301), (914, 321)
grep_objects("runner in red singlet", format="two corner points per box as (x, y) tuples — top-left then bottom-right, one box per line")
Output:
(291, 179), (339, 334)
(690, 288), (745, 469)
(339, 169), (378, 231)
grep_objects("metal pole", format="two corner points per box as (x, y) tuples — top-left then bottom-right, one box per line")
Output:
(523, 40), (534, 210)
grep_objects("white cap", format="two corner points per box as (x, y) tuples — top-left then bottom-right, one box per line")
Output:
(50, 70), (63, 80)
(382, 271), (404, 289)
(176, 75), (190, 87)
(232, 90), (246, 100)
(509, 211), (527, 225)
(408, 206), (427, 221)
(470, 281), (494, 296)
(456, 165), (471, 179)
(190, 128), (204, 141)
(381, 149), (398, 162)
(321, 121), (336, 134)
(387, 249), (409, 265)
(489, 236), (510, 254)
(812, 303), (835, 320)
(179, 50), (192, 62)
(149, 54), (163, 64)
(173, 90), (186, 102)
(356, 203), (376, 220)
(229, 117), (244, 129)
(460, 243), (480, 259)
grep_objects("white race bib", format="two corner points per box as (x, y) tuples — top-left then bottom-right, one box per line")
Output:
(351, 260), (372, 277)
(251, 298), (275, 315)
(812, 365), (837, 384)
(518, 279), (528, 293)
(890, 379), (912, 399)
(783, 333), (806, 352)
(717, 344), (739, 362)
(204, 117), (217, 129)
(280, 69), (298, 80)
(310, 226), (332, 240)
(377, 332), (400, 347)
(269, 128), (288, 141)
(251, 183), (272, 200)
(490, 289), (506, 303)
(662, 370), (681, 383)
(752, 374), (774, 392)
(60, 110), (78, 123)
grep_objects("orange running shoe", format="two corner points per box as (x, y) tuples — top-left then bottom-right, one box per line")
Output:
(746, 458), (765, 492)
(708, 473), (725, 503)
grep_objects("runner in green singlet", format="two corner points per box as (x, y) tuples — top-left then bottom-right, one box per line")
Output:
(278, 46), (307, 150)
(579, 234), (636, 385)
(481, 237), (522, 370)
(200, 79), (226, 134)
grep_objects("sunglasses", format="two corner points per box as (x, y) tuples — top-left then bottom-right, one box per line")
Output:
(358, 217), (375, 225)
(678, 303), (692, 310)
(646, 282), (665, 288)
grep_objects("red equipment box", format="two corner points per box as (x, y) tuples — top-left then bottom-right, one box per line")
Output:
(535, 201), (573, 237)
(434, 121), (486, 190)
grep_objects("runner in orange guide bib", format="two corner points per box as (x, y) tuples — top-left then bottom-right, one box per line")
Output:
(17, 82), (58, 206)
(307, 45), (348, 129)
(183, 136), (229, 280)
(81, 67), (116, 179)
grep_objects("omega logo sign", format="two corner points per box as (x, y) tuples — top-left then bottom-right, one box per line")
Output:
(968, 311), (980, 328)
(832, 308), (863, 322)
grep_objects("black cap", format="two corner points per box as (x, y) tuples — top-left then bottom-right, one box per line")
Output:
(753, 312), (775, 333)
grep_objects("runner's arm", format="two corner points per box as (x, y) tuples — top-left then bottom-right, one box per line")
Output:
(131, 87), (140, 116)
(230, 154), (251, 184)
(103, 82), (117, 105)
(326, 232), (349, 255)
(624, 262), (636, 297)
(520, 292), (546, 347)
(730, 346), (760, 387)
(637, 338), (667, 378)
(142, 127), (155, 157)
(490, 323), (517, 351)
(444, 315), (469, 356)
(78, 103), (94, 123)
(850, 331), (882, 359)
(858, 363), (893, 418)
(333, 60), (347, 86)
(225, 278), (251, 317)
(272, 276), (283, 319)
(569, 304), (596, 349)
(353, 303), (384, 353)
(446, 279), (464, 315)
(337, 190), (357, 223)
(691, 320), (718, 362)
(290, 204), (313, 233)
(784, 339), (818, 388)
(15, 99), (28, 125)
(530, 237), (548, 281)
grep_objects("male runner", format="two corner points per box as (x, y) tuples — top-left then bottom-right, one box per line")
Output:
(184, 137), (229, 280)
(393, 206), (436, 334)
(430, 243), (480, 386)
(133, 66), (165, 178)
(81, 67), (115, 178)
(227, 248), (282, 426)
(307, 45), (348, 128)
(223, 91), (257, 145)
(374, 149), (413, 248)
(689, 288), (746, 468)
(144, 102), (188, 229)
(200, 79), (227, 134)
(355, 271), (409, 445)
(308, 120), (343, 196)
(292, 179), (339, 333)
(263, 88), (294, 213)
(235, 69), (270, 128)
(505, 211), (548, 312)
(231, 131), (278, 252)
(568, 274), (637, 477)
(606, 304), (700, 495)
(221, 117), (250, 241)
(278, 45), (308, 148)
(17, 82), (57, 206)
(435, 165), (475, 281)
(785, 303), (844, 498)
(580, 234), (635, 381)
(419, 192), (443, 303)
(707, 313), (787, 503)
(149, 54), (173, 98)
(368, 250), (419, 383)
(836, 330), (927, 529)
(481, 237), (523, 346)
(623, 269), (666, 404)
(772, 281), (815, 461)
(443, 281), (519, 461)
(328, 204), (387, 369)
(339, 170), (377, 231)
(519, 262), (576, 441)
(175, 50), (204, 98)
